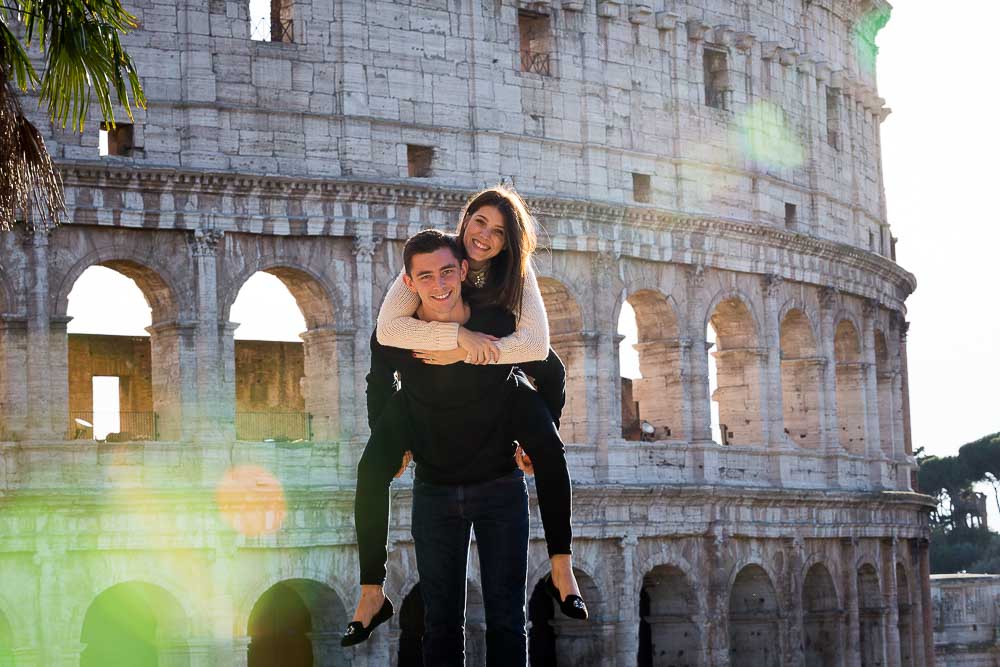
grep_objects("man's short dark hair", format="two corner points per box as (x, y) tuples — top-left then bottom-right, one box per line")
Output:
(403, 229), (463, 275)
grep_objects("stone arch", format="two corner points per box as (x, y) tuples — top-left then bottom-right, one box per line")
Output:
(638, 564), (702, 667)
(874, 330), (896, 456)
(620, 289), (686, 441)
(537, 276), (589, 443)
(237, 562), (354, 637)
(857, 563), (885, 667)
(224, 262), (341, 331)
(80, 581), (190, 667)
(728, 564), (780, 667)
(55, 249), (192, 441)
(53, 247), (187, 323)
(802, 562), (843, 667)
(247, 578), (349, 667)
(780, 308), (823, 449)
(896, 563), (914, 667)
(227, 262), (352, 442)
(706, 293), (764, 446)
(528, 568), (603, 666)
(835, 319), (866, 454)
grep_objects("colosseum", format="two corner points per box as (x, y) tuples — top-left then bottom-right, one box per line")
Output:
(0, 0), (934, 664)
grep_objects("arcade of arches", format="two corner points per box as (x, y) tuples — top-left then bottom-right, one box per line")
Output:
(0, 218), (928, 666)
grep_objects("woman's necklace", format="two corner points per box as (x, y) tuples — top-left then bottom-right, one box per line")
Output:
(468, 264), (489, 288)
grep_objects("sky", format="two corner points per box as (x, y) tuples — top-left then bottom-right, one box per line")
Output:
(66, 2), (999, 520)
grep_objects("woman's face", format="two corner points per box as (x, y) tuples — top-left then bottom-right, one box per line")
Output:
(462, 204), (507, 264)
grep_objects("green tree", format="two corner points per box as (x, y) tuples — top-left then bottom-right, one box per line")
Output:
(918, 432), (1000, 573)
(1, 0), (145, 232)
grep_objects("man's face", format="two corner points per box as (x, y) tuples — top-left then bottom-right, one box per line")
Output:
(403, 247), (468, 319)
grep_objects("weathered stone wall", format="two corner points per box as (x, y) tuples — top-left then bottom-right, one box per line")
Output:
(0, 0), (935, 665)
(931, 575), (1000, 667)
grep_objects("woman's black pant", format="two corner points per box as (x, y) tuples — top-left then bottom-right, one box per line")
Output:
(354, 382), (573, 585)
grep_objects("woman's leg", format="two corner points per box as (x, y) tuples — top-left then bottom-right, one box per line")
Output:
(352, 393), (410, 622)
(506, 384), (582, 600)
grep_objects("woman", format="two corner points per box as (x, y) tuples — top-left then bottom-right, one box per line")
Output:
(344, 187), (586, 646)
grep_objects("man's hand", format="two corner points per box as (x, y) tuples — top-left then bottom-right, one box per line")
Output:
(457, 327), (501, 365)
(413, 348), (466, 365)
(394, 450), (413, 478)
(515, 445), (534, 476)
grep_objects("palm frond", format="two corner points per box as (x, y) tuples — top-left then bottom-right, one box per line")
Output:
(0, 72), (64, 232)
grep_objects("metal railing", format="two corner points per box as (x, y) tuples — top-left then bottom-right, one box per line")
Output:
(521, 51), (551, 76)
(250, 16), (294, 43)
(236, 412), (312, 442)
(68, 411), (158, 441)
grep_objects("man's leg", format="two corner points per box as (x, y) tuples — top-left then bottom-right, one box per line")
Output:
(469, 471), (530, 667)
(413, 478), (472, 667)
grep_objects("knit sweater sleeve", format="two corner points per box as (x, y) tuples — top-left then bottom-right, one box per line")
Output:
(492, 262), (550, 364)
(375, 270), (461, 350)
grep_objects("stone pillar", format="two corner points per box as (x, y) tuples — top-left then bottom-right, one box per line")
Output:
(146, 320), (198, 441)
(187, 228), (230, 442)
(842, 538), (862, 667)
(47, 316), (71, 439)
(631, 339), (687, 440)
(898, 320), (913, 457)
(884, 540), (901, 667)
(761, 275), (785, 450)
(0, 315), (28, 439)
(685, 267), (711, 442)
(862, 300), (886, 487)
(550, 331), (598, 447)
(615, 535), (640, 666)
(906, 541), (926, 667)
(23, 230), (60, 440)
(819, 287), (847, 486)
(592, 252), (624, 476)
(230, 636), (251, 667)
(784, 537), (806, 667)
(300, 326), (357, 442)
(917, 540), (935, 667)
(34, 546), (70, 667)
(705, 529), (731, 667)
(353, 234), (382, 437)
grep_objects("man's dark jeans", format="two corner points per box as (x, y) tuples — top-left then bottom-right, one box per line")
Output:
(412, 470), (529, 667)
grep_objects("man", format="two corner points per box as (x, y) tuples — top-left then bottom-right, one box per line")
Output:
(353, 229), (566, 666)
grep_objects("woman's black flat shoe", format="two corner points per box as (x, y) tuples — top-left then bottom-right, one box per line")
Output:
(544, 574), (588, 620)
(341, 597), (394, 647)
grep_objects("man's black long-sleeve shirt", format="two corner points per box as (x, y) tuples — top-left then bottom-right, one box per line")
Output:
(366, 304), (565, 485)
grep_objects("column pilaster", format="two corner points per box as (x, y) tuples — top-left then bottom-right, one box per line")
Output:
(615, 534), (640, 666)
(0, 315), (28, 439)
(884, 539), (901, 667)
(187, 228), (230, 442)
(843, 538), (862, 667)
(146, 320), (198, 441)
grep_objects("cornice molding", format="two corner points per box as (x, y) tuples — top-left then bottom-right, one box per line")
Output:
(55, 166), (917, 302)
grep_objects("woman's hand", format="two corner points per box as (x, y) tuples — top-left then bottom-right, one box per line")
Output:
(413, 348), (466, 365)
(457, 327), (501, 365)
(515, 446), (534, 476)
(394, 450), (413, 478)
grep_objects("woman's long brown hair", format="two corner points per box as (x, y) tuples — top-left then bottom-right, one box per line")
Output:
(456, 186), (537, 319)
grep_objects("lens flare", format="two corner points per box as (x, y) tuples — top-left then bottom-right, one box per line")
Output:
(734, 101), (805, 169)
(216, 465), (288, 537)
(854, 6), (890, 76)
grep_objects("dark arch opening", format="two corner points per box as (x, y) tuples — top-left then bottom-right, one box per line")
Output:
(728, 565), (779, 667)
(247, 579), (348, 667)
